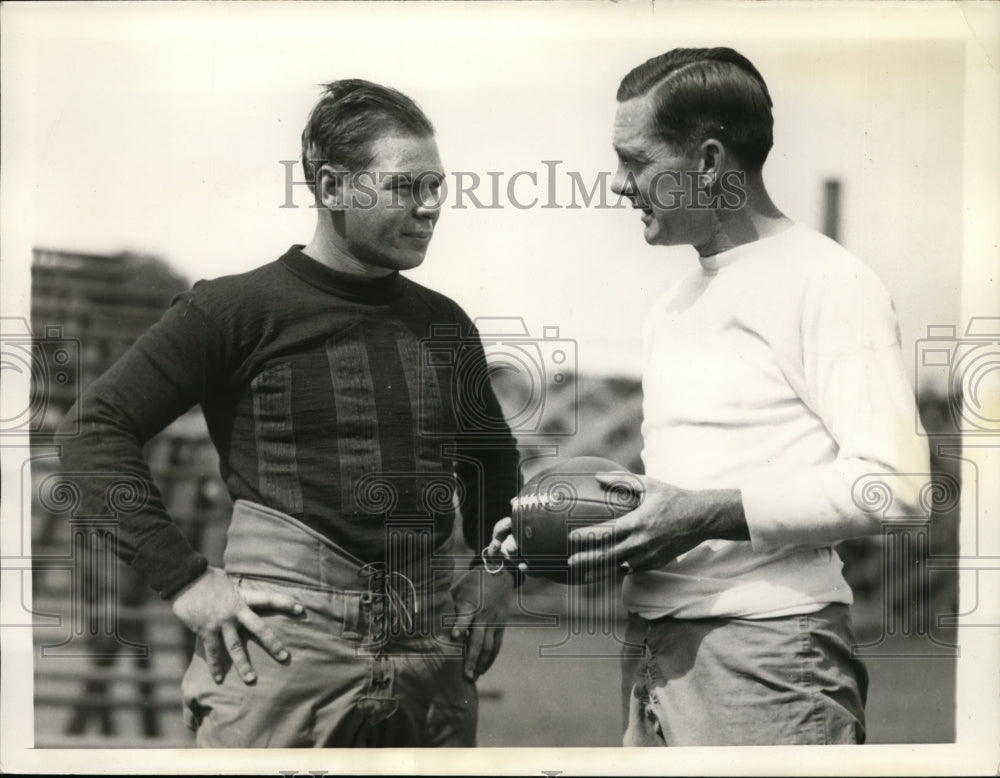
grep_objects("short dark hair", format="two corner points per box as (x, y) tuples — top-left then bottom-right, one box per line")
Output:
(617, 48), (774, 170)
(300, 79), (434, 192)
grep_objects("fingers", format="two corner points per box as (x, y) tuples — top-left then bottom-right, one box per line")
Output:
(236, 606), (290, 664)
(499, 535), (520, 561)
(484, 517), (514, 560)
(568, 519), (621, 549)
(463, 620), (487, 681)
(450, 602), (475, 641)
(475, 626), (504, 679)
(203, 629), (225, 683)
(568, 531), (640, 565)
(568, 534), (670, 576)
(240, 588), (304, 616)
(566, 553), (618, 583)
(568, 527), (627, 581)
(221, 621), (256, 684)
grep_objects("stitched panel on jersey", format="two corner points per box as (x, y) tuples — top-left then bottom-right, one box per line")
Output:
(396, 326), (448, 475)
(326, 330), (382, 515)
(251, 362), (303, 514)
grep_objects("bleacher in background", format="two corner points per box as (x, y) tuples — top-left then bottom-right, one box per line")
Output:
(31, 417), (229, 746)
(29, 248), (224, 745)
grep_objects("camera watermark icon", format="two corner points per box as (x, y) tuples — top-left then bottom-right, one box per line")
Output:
(916, 318), (1000, 436)
(35, 472), (151, 659)
(1, 317), (80, 437)
(850, 472), (960, 658)
(420, 317), (577, 438)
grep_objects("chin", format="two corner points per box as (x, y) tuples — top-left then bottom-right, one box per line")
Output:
(647, 227), (693, 249)
(398, 252), (427, 270)
(366, 250), (426, 273)
(643, 226), (667, 246)
(390, 255), (427, 272)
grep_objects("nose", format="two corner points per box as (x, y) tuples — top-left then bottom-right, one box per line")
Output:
(414, 198), (440, 221)
(413, 179), (443, 221)
(611, 164), (632, 198)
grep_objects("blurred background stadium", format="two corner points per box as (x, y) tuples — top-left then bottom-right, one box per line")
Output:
(25, 239), (958, 747)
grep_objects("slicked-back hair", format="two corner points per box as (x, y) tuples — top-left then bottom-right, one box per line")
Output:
(300, 79), (434, 192)
(617, 48), (774, 170)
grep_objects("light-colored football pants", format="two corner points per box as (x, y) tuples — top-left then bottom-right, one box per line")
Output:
(181, 499), (477, 747)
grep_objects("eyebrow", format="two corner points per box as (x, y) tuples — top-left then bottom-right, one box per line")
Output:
(379, 170), (445, 188)
(613, 145), (647, 162)
(379, 172), (416, 187)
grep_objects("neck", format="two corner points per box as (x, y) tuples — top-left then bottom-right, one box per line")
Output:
(693, 172), (792, 258)
(303, 219), (394, 279)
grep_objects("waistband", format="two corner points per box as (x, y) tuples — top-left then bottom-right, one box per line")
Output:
(631, 601), (849, 627)
(223, 499), (454, 595)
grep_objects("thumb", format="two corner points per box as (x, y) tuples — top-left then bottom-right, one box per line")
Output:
(491, 516), (513, 541)
(595, 472), (644, 505)
(595, 471), (633, 486)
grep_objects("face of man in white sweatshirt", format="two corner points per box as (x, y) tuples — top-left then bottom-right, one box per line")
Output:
(610, 92), (719, 250)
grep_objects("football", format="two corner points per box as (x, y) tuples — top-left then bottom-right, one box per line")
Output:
(510, 456), (643, 583)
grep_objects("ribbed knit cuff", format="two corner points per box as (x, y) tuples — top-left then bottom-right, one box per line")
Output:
(131, 529), (210, 600)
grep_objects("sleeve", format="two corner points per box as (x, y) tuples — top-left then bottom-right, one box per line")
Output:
(740, 265), (931, 551)
(444, 307), (522, 563)
(56, 291), (235, 598)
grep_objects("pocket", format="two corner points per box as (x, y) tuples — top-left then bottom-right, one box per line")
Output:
(180, 638), (244, 733)
(802, 610), (868, 744)
(425, 671), (478, 747)
(233, 573), (309, 600)
(426, 699), (477, 747)
(180, 646), (209, 731)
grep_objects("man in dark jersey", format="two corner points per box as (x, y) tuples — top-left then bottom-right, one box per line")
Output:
(57, 80), (521, 747)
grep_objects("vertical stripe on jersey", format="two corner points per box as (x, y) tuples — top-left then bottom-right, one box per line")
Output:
(251, 362), (303, 514)
(396, 326), (447, 475)
(366, 323), (418, 516)
(326, 329), (382, 516)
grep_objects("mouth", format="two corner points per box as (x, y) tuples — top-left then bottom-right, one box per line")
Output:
(633, 203), (653, 223)
(402, 231), (433, 242)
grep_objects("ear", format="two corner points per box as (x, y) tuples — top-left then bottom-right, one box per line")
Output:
(695, 138), (726, 187)
(316, 164), (349, 210)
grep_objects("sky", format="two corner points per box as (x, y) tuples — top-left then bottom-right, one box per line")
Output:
(2, 2), (973, 384)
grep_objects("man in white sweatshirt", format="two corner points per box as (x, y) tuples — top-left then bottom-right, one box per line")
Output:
(491, 47), (930, 745)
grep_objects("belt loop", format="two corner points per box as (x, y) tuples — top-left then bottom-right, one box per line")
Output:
(341, 591), (362, 639)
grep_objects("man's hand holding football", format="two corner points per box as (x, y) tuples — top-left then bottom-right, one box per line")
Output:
(567, 474), (749, 580)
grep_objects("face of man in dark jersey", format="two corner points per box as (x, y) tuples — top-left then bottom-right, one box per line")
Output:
(324, 133), (445, 276)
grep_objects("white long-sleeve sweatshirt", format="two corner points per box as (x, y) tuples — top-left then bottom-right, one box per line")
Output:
(626, 222), (930, 619)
